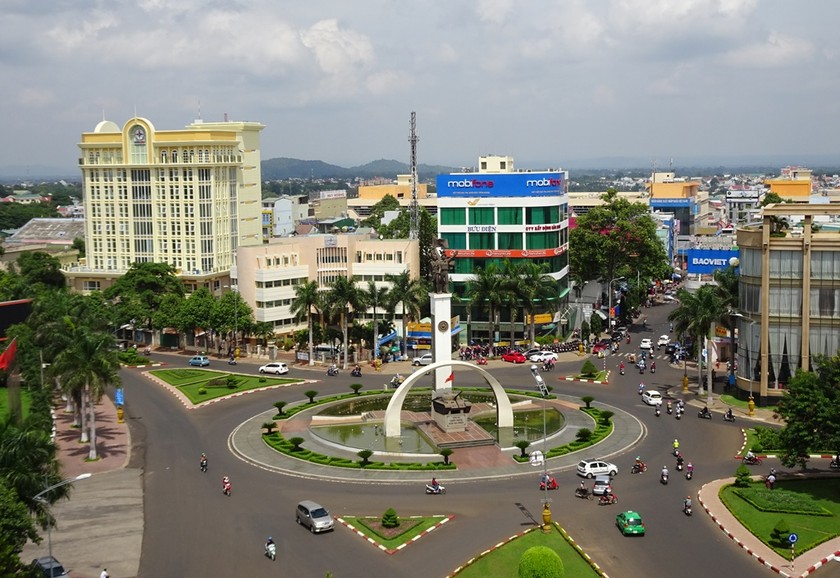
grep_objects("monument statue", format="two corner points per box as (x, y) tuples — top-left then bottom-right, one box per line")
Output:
(430, 238), (454, 294)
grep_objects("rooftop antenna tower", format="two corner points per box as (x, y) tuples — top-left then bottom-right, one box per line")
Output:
(409, 111), (419, 240)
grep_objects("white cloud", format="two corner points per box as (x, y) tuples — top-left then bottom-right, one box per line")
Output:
(299, 19), (374, 76)
(724, 31), (815, 68)
(16, 87), (55, 108)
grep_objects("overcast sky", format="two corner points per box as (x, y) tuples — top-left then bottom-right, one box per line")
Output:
(2, 0), (839, 173)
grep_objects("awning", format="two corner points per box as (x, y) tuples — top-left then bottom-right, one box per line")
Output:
(377, 330), (398, 346)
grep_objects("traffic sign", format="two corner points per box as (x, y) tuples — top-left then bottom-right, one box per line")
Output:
(788, 533), (798, 544)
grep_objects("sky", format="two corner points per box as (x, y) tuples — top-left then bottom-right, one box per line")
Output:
(2, 0), (840, 174)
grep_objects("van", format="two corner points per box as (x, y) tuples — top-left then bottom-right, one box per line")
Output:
(592, 475), (612, 496)
(296, 500), (334, 533)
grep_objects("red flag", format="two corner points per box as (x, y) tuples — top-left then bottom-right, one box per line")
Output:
(0, 338), (17, 371)
(445, 372), (454, 383)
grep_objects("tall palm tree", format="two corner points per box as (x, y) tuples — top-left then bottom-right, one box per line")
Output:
(467, 262), (506, 356)
(290, 280), (321, 366)
(324, 275), (364, 369)
(385, 271), (427, 358)
(52, 326), (120, 460)
(509, 261), (560, 346)
(668, 285), (723, 395)
(364, 280), (389, 360)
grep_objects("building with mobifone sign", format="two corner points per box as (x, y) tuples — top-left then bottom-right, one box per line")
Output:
(436, 156), (570, 345)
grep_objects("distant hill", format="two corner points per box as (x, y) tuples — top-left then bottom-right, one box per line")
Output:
(260, 157), (459, 181)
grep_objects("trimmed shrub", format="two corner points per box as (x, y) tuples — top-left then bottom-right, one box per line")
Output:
(576, 428), (593, 442)
(262, 421), (277, 434)
(580, 360), (598, 377)
(734, 464), (752, 487)
(304, 390), (319, 404)
(288, 437), (305, 452)
(350, 383), (363, 396)
(518, 545), (564, 578)
(580, 396), (595, 409)
(198, 387), (207, 395)
(381, 508), (400, 529)
(515, 440), (531, 458)
(225, 375), (238, 389)
(273, 401), (288, 415)
(599, 410), (614, 424)
(439, 448), (453, 465)
(770, 519), (790, 546)
(357, 449), (373, 466)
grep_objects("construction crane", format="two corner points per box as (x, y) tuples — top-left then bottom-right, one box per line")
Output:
(408, 111), (419, 240)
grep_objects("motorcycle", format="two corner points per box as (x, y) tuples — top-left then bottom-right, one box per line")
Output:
(684, 502), (693, 516)
(723, 412), (736, 422)
(686, 469), (693, 480)
(672, 446), (680, 457)
(200, 458), (208, 473)
(228, 357), (237, 366)
(631, 462), (647, 474)
(351, 368), (362, 377)
(667, 403), (673, 415)
(675, 409), (682, 420)
(830, 459), (840, 470)
(143, 347), (151, 356)
(743, 455), (763, 466)
(676, 461), (684, 472)
(327, 366), (339, 376)
(265, 542), (276, 561)
(222, 479), (232, 496)
(697, 410), (712, 420)
(598, 493), (618, 506)
(425, 484), (446, 495)
(638, 384), (644, 395)
(655, 407), (661, 417)
(651, 364), (656, 374)
(476, 356), (487, 366)
(661, 472), (669, 485)
(539, 478), (559, 491)
(619, 366), (625, 375)
(574, 487), (592, 500)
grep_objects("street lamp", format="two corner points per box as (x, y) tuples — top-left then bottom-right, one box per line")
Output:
(607, 277), (624, 334)
(530, 364), (551, 532)
(33, 473), (92, 578)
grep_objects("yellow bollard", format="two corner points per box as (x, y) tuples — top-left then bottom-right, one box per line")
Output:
(748, 396), (755, 417)
(117, 405), (124, 424)
(681, 375), (689, 393)
(542, 504), (552, 532)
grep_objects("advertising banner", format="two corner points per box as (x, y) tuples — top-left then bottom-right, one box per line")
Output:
(445, 247), (567, 259)
(686, 248), (740, 274)
(436, 172), (564, 198)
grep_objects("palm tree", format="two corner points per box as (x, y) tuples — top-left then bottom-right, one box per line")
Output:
(509, 261), (560, 346)
(385, 271), (427, 358)
(364, 280), (389, 360)
(0, 417), (64, 518)
(467, 262), (506, 356)
(52, 326), (120, 460)
(324, 276), (364, 369)
(668, 285), (723, 395)
(290, 280), (321, 366)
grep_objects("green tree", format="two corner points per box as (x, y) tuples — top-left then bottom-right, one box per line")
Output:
(104, 262), (185, 329)
(211, 290), (253, 347)
(363, 280), (389, 359)
(467, 263), (506, 356)
(71, 236), (85, 257)
(776, 355), (840, 468)
(290, 280), (323, 366)
(509, 261), (560, 346)
(179, 288), (216, 351)
(0, 484), (40, 575)
(385, 271), (426, 358)
(381, 507), (400, 528)
(668, 285), (722, 395)
(569, 189), (670, 285)
(519, 545), (564, 578)
(16, 252), (65, 291)
(324, 276), (364, 369)
(152, 293), (185, 345)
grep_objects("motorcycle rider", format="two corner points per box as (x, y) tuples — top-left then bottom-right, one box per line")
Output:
(746, 449), (756, 462)
(265, 536), (275, 552)
(352, 364), (362, 376)
(686, 461), (694, 476)
(676, 454), (684, 469)
(666, 400), (673, 413)
(634, 456), (646, 472)
(661, 465), (669, 481)
(700, 406), (711, 417)
(684, 495), (692, 513)
(430, 477), (440, 493)
(725, 408), (734, 420)
(638, 382), (645, 394)
(619, 361), (625, 374)
(673, 438), (680, 453)
(651, 360), (656, 373)
(222, 475), (231, 494)
(200, 452), (208, 470)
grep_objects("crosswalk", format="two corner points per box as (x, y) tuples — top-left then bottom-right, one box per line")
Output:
(607, 351), (675, 362)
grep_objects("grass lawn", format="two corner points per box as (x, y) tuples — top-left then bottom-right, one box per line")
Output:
(720, 394), (777, 413)
(340, 515), (449, 552)
(150, 369), (299, 403)
(454, 525), (602, 577)
(573, 370), (607, 381)
(720, 479), (840, 556)
(0, 387), (33, 421)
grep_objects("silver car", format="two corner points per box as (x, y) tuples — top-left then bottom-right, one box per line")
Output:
(296, 500), (334, 533)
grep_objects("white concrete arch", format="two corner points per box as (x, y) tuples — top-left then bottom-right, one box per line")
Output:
(383, 360), (514, 438)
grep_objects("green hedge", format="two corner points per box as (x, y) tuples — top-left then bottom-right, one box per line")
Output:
(733, 486), (832, 516)
(513, 407), (614, 463)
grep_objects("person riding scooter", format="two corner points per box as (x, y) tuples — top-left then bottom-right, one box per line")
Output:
(699, 406), (711, 418)
(430, 477), (441, 493)
(619, 361), (625, 375)
(351, 364), (362, 377)
(650, 361), (656, 373)
(683, 496), (692, 515)
(200, 453), (208, 472)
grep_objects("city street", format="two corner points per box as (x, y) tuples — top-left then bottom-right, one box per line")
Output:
(114, 299), (809, 577)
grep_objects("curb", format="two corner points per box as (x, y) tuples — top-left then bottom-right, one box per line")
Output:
(558, 376), (609, 385)
(336, 514), (453, 555)
(696, 483), (793, 578)
(447, 526), (534, 576)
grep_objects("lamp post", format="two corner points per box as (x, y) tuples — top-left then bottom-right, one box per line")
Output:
(33, 473), (92, 578)
(607, 277), (623, 335)
(530, 364), (551, 531)
(681, 333), (689, 393)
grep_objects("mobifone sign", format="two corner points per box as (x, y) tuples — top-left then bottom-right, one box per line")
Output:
(437, 171), (565, 198)
(686, 248), (740, 275)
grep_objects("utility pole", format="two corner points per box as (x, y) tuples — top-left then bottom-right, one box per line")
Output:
(408, 111), (419, 240)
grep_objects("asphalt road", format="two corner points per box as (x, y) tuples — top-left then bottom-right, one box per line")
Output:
(127, 301), (783, 577)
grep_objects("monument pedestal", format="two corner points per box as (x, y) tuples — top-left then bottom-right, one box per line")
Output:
(431, 391), (472, 433)
(430, 292), (452, 392)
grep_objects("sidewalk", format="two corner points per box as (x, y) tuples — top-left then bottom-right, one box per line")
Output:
(699, 477), (840, 577)
(21, 394), (142, 578)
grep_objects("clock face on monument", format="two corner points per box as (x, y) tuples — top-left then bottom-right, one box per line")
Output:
(438, 320), (449, 332)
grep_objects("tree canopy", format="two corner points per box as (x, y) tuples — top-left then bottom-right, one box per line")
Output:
(104, 262), (184, 328)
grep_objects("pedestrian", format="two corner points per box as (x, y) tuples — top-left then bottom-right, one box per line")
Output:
(100, 569), (109, 578)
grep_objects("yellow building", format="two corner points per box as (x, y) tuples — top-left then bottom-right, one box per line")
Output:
(764, 166), (812, 199)
(357, 174), (428, 200)
(65, 117), (265, 293)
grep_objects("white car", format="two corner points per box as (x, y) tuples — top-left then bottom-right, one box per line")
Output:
(657, 335), (670, 347)
(529, 351), (558, 363)
(642, 390), (663, 406)
(576, 459), (619, 478)
(639, 338), (653, 350)
(412, 353), (434, 366)
(259, 362), (289, 375)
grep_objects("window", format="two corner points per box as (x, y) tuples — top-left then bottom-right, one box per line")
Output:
(769, 250), (802, 279)
(469, 207), (494, 225)
(440, 208), (466, 226)
(442, 233), (467, 250)
(526, 206), (558, 225)
(497, 233), (523, 250)
(526, 231), (559, 250)
(469, 233), (494, 249)
(497, 207), (522, 225)
(810, 251), (840, 279)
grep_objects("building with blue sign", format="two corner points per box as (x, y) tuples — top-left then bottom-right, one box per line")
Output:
(437, 156), (570, 345)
